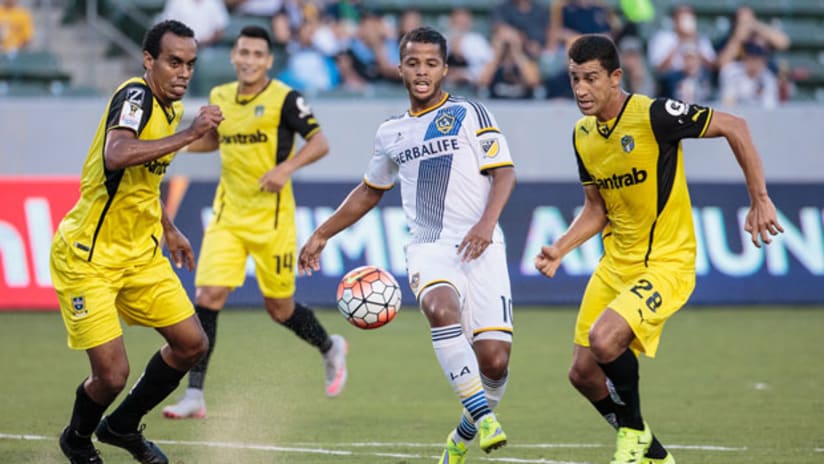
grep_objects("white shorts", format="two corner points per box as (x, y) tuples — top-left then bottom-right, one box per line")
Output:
(406, 242), (513, 343)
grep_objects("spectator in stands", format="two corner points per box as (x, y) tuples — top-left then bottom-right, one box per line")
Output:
(268, 0), (322, 40)
(278, 16), (340, 93)
(477, 24), (542, 99)
(271, 11), (293, 48)
(395, 9), (422, 41)
(159, 0), (230, 47)
(547, 0), (614, 51)
(324, 0), (364, 40)
(670, 42), (713, 103)
(491, 0), (549, 59)
(336, 9), (399, 87)
(0, 0), (34, 54)
(618, 36), (655, 96)
(225, 0), (281, 17)
(445, 7), (494, 90)
(715, 6), (789, 71)
(647, 4), (716, 97)
(543, 0), (618, 99)
(719, 40), (779, 108)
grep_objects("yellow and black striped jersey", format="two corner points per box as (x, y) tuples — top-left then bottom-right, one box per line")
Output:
(57, 77), (183, 267)
(573, 94), (713, 271)
(208, 80), (320, 228)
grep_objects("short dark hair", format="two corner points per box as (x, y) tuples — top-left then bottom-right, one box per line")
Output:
(235, 25), (273, 51)
(568, 34), (621, 74)
(143, 20), (195, 59)
(399, 26), (447, 62)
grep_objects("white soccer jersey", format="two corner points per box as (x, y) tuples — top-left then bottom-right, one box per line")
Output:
(364, 93), (514, 245)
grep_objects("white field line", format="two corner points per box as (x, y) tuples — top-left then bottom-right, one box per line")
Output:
(0, 432), (749, 463)
(303, 441), (747, 452)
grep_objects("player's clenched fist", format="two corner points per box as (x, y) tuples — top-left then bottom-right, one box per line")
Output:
(534, 244), (563, 278)
(191, 105), (224, 136)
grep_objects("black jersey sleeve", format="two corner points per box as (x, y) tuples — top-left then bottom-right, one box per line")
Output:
(105, 82), (153, 136)
(649, 97), (713, 144)
(573, 127), (594, 184)
(280, 90), (321, 139)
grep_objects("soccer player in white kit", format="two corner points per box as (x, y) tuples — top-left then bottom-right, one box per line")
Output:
(298, 27), (516, 463)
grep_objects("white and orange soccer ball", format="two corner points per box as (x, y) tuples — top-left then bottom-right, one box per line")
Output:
(336, 265), (402, 329)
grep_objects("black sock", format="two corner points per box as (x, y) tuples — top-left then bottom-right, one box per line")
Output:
(597, 349), (643, 430)
(188, 306), (219, 390)
(591, 395), (667, 458)
(592, 395), (620, 429)
(281, 303), (332, 353)
(66, 381), (107, 447)
(106, 351), (185, 433)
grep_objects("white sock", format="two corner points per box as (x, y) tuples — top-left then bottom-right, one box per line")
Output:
(452, 370), (509, 445)
(431, 325), (492, 424)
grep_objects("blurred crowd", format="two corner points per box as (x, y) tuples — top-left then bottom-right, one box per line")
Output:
(0, 0), (33, 56)
(54, 0), (798, 107)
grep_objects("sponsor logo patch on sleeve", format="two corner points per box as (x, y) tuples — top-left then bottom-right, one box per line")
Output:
(118, 102), (143, 131)
(481, 138), (500, 158)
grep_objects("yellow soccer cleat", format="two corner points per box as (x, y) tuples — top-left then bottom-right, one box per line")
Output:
(477, 415), (507, 453)
(438, 434), (468, 464)
(643, 452), (675, 464)
(610, 422), (652, 464)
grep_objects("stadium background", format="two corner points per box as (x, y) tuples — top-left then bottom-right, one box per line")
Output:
(1, 0), (823, 309)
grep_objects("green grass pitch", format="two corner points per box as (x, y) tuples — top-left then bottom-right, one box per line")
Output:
(1, 306), (822, 463)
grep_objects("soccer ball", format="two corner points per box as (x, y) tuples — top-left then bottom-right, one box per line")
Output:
(336, 265), (402, 329)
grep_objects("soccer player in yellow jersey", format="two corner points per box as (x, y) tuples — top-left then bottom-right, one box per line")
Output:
(534, 34), (784, 464)
(51, 20), (224, 464)
(161, 26), (348, 420)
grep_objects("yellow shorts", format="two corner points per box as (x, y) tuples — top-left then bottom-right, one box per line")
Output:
(50, 235), (195, 350)
(194, 218), (296, 299)
(574, 263), (695, 357)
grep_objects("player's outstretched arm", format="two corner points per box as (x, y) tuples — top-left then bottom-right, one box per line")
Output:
(160, 201), (195, 271)
(703, 110), (784, 247)
(458, 166), (516, 262)
(104, 105), (224, 170)
(535, 185), (607, 278)
(298, 182), (384, 276)
(259, 132), (330, 193)
(186, 127), (219, 153)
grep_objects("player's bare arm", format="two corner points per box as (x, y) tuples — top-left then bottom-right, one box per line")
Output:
(298, 182), (384, 275)
(535, 185), (607, 278)
(259, 132), (330, 193)
(457, 166), (516, 262)
(703, 110), (784, 247)
(104, 105), (224, 170)
(186, 127), (219, 153)
(160, 201), (195, 270)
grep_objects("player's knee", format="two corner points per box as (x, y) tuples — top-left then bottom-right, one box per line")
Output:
(193, 333), (209, 360)
(480, 356), (509, 380)
(266, 305), (292, 323)
(568, 364), (593, 390)
(588, 328), (621, 363)
(188, 335), (210, 364)
(476, 342), (510, 379)
(93, 369), (129, 395)
(174, 333), (209, 367)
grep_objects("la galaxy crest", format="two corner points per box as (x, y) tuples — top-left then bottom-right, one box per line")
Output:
(424, 105), (466, 140)
(435, 112), (456, 134)
(254, 105), (265, 117)
(410, 272), (421, 294)
(621, 135), (635, 153)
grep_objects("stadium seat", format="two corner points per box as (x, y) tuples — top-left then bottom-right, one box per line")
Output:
(219, 15), (274, 48)
(0, 52), (71, 85)
(189, 47), (234, 97)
